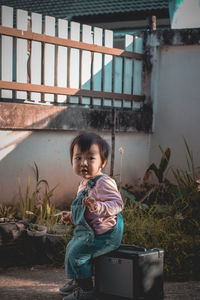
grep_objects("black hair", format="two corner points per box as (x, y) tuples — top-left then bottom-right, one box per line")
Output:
(70, 132), (110, 164)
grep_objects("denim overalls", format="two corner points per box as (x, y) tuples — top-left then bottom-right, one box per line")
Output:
(65, 175), (123, 279)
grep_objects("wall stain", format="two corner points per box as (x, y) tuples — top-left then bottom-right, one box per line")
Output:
(180, 29), (200, 45)
(0, 102), (152, 133)
(148, 28), (200, 46)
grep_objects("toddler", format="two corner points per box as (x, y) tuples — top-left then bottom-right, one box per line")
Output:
(59, 132), (124, 300)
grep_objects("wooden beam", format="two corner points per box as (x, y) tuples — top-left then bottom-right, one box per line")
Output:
(0, 25), (144, 60)
(0, 80), (145, 102)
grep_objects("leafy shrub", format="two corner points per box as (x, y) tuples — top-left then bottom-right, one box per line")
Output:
(162, 233), (200, 281)
(122, 207), (200, 281)
(121, 140), (200, 281)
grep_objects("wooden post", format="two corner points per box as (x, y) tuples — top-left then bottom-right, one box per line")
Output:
(152, 16), (157, 31)
(110, 107), (116, 177)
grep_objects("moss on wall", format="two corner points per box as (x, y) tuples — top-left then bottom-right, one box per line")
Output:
(0, 102), (152, 132)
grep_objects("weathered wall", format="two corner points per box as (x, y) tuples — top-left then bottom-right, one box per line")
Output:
(0, 100), (152, 206)
(1, 28), (200, 207)
(168, 0), (200, 29)
(148, 30), (200, 176)
(0, 102), (152, 132)
(0, 129), (151, 206)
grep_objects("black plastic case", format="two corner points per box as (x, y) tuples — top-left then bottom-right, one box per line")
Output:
(95, 244), (164, 300)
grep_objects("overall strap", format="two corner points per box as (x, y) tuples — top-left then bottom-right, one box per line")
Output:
(86, 174), (105, 189)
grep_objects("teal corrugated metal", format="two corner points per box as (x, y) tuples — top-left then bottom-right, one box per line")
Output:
(0, 0), (169, 18)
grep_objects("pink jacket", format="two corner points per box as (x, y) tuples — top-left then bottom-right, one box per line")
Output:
(71, 175), (124, 235)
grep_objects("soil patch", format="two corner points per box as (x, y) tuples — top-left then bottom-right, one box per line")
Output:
(0, 265), (200, 299)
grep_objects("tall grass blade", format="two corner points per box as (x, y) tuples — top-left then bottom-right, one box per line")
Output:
(183, 137), (196, 181)
(37, 179), (49, 188)
(34, 161), (39, 182)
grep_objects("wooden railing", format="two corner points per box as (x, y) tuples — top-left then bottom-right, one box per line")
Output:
(0, 5), (145, 109)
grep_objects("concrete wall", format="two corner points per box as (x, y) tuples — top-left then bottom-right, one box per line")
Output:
(1, 28), (200, 207)
(149, 34), (200, 176)
(168, 0), (200, 29)
(0, 130), (151, 206)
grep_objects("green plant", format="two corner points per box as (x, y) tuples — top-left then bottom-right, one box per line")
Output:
(121, 139), (200, 281)
(17, 162), (58, 224)
(36, 185), (58, 225)
(169, 138), (200, 234)
(140, 147), (174, 205)
(122, 206), (200, 281)
(122, 146), (174, 207)
(28, 223), (45, 233)
(45, 210), (63, 234)
(144, 147), (171, 183)
(121, 188), (149, 210)
(171, 138), (198, 187)
(0, 204), (17, 221)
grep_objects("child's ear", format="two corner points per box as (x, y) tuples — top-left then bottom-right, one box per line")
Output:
(102, 160), (107, 169)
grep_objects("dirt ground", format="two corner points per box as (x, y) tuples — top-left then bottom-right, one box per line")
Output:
(0, 265), (200, 300)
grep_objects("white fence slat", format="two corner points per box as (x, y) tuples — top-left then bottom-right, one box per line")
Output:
(103, 29), (113, 92)
(134, 36), (143, 54)
(123, 58), (132, 94)
(1, 5), (13, 26)
(103, 99), (112, 107)
(103, 29), (113, 107)
(1, 6), (13, 99)
(133, 36), (143, 109)
(57, 18), (68, 103)
(92, 98), (102, 106)
(114, 57), (122, 93)
(113, 99), (122, 108)
(44, 16), (55, 102)
(16, 9), (28, 100)
(31, 12), (42, 102)
(69, 21), (80, 104)
(81, 97), (90, 106)
(69, 97), (79, 104)
(133, 60), (142, 95)
(81, 24), (92, 90)
(93, 27), (103, 106)
(81, 24), (92, 106)
(113, 56), (122, 108)
(123, 34), (133, 109)
(93, 27), (102, 91)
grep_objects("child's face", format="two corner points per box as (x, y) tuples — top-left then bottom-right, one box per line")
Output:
(72, 143), (107, 180)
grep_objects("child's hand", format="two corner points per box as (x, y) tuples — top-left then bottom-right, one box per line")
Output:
(61, 211), (72, 225)
(82, 196), (98, 211)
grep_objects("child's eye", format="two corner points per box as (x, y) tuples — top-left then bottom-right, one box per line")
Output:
(75, 157), (81, 161)
(88, 157), (94, 161)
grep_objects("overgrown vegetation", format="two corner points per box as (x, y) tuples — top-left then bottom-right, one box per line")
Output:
(0, 204), (17, 222)
(17, 162), (58, 225)
(0, 162), (73, 267)
(1, 142), (200, 278)
(121, 139), (200, 281)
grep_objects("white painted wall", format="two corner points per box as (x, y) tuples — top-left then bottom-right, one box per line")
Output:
(149, 44), (200, 176)
(1, 35), (199, 207)
(169, 0), (200, 29)
(0, 130), (150, 206)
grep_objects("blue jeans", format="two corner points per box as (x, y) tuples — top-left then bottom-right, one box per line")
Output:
(64, 175), (123, 279)
(65, 213), (123, 279)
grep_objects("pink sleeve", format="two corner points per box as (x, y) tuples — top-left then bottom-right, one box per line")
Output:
(88, 176), (124, 216)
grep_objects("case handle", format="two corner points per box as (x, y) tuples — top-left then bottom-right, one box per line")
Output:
(119, 244), (147, 252)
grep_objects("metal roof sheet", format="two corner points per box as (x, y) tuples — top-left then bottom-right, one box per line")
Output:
(0, 0), (169, 19)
